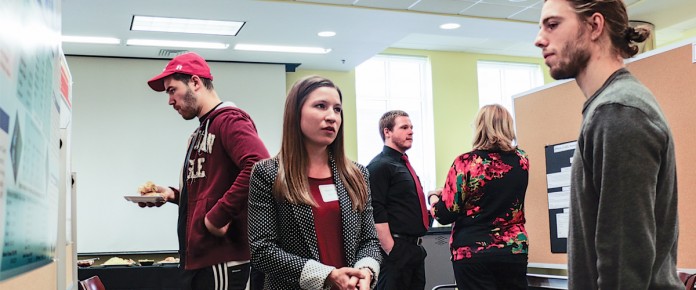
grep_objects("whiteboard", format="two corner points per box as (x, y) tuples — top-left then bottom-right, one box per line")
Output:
(68, 56), (285, 253)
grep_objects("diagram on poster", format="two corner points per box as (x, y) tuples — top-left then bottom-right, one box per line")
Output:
(0, 0), (61, 281)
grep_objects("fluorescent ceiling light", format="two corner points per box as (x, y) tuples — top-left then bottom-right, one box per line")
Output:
(62, 35), (121, 44)
(126, 39), (229, 49)
(131, 15), (244, 36)
(318, 31), (336, 37)
(234, 44), (331, 54)
(439, 23), (461, 30)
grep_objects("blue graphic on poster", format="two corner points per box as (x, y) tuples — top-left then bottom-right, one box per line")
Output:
(0, 0), (62, 281)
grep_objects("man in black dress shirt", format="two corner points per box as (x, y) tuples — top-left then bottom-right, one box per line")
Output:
(367, 110), (429, 290)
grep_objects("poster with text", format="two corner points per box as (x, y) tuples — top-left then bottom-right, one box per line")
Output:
(0, 0), (62, 281)
(544, 141), (576, 253)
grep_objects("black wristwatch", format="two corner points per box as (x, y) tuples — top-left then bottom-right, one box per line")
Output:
(428, 193), (440, 205)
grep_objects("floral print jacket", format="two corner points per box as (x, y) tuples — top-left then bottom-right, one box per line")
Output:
(432, 148), (529, 261)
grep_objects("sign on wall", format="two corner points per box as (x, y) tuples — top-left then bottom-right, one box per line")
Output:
(0, 0), (62, 281)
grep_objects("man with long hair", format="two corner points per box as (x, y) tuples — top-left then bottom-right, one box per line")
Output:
(535, 1), (681, 289)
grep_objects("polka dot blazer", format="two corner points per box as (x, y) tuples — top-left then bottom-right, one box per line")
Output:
(248, 156), (382, 289)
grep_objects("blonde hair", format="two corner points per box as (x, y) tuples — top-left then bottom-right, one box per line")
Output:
(273, 75), (369, 211)
(472, 104), (517, 152)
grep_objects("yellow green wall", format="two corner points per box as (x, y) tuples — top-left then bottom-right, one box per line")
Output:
(685, 27), (696, 39)
(673, 28), (696, 44)
(287, 48), (552, 185)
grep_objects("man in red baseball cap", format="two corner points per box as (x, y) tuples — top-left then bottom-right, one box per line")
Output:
(147, 52), (213, 92)
(138, 52), (269, 290)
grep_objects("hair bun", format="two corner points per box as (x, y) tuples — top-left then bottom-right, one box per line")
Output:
(625, 25), (650, 43)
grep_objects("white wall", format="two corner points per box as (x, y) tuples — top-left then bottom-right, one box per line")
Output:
(68, 56), (285, 253)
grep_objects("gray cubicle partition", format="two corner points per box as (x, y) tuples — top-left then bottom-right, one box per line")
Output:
(423, 232), (456, 290)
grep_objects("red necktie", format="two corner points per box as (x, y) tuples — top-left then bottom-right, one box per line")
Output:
(401, 154), (429, 231)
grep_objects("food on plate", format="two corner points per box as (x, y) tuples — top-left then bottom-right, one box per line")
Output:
(138, 181), (158, 194)
(77, 259), (95, 267)
(138, 181), (164, 199)
(103, 257), (135, 266)
(157, 256), (180, 264)
(142, 191), (163, 198)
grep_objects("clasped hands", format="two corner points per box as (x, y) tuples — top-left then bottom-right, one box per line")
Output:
(327, 267), (372, 290)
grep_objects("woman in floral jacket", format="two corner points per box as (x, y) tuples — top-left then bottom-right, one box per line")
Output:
(430, 104), (529, 290)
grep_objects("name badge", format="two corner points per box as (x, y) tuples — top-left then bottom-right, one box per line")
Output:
(318, 184), (338, 202)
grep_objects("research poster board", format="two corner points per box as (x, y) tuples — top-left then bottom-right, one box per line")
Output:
(544, 141), (575, 253)
(0, 0), (62, 281)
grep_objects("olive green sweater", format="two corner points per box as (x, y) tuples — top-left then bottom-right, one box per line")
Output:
(569, 69), (681, 290)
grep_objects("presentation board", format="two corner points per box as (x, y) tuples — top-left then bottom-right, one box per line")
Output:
(544, 141), (575, 253)
(68, 56), (286, 253)
(0, 0), (62, 282)
(515, 40), (696, 267)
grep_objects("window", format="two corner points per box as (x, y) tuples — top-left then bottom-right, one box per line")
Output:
(355, 55), (436, 193)
(477, 61), (544, 117)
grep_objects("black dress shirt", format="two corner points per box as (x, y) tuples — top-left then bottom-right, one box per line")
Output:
(367, 146), (428, 237)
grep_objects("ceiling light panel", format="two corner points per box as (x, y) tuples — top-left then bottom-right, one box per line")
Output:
(126, 39), (229, 49)
(234, 44), (331, 54)
(440, 23), (461, 30)
(131, 16), (245, 36)
(318, 31), (337, 37)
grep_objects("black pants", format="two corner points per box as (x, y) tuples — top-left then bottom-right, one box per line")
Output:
(249, 266), (265, 290)
(452, 260), (528, 290)
(375, 238), (427, 290)
(182, 262), (250, 290)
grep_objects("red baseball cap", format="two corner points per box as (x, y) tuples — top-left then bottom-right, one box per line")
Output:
(147, 52), (214, 92)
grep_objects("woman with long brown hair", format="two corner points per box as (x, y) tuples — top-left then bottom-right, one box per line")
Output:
(248, 75), (381, 290)
(430, 104), (530, 290)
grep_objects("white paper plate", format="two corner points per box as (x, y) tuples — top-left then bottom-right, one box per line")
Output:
(124, 195), (165, 203)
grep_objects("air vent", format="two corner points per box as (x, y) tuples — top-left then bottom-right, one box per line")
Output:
(158, 49), (189, 57)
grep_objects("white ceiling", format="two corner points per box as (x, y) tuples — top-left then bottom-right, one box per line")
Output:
(61, 0), (696, 71)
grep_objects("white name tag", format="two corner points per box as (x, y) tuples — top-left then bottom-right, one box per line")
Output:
(318, 184), (338, 202)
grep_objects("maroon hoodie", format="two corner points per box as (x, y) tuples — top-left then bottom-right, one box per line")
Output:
(171, 103), (269, 270)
